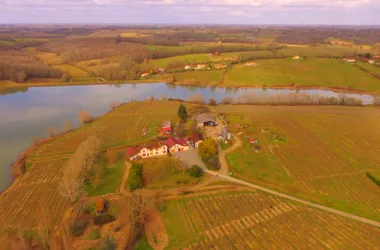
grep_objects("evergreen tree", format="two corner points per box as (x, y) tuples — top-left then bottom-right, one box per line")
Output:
(178, 103), (187, 121)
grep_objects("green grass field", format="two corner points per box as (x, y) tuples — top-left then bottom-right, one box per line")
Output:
(151, 54), (223, 68)
(277, 45), (374, 58)
(356, 61), (380, 75)
(84, 157), (125, 196)
(54, 64), (89, 77)
(174, 70), (224, 84)
(224, 58), (380, 92)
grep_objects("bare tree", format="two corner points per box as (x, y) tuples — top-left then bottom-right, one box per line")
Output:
(130, 191), (152, 226)
(59, 136), (101, 202)
(223, 96), (233, 104)
(109, 100), (118, 110)
(47, 127), (55, 137)
(78, 110), (94, 124)
(63, 121), (72, 133)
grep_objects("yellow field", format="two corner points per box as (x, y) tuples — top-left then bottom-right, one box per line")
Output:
(33, 51), (63, 65)
(160, 191), (380, 249)
(213, 105), (380, 220)
(54, 64), (89, 77)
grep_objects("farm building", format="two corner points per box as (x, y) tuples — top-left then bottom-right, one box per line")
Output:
(195, 113), (217, 128)
(215, 64), (227, 69)
(165, 137), (190, 153)
(126, 142), (168, 160)
(162, 121), (172, 134)
(141, 72), (150, 78)
(184, 65), (191, 70)
(158, 68), (165, 73)
(96, 198), (105, 215)
(195, 64), (206, 70)
(188, 133), (203, 148)
(292, 55), (302, 60)
(245, 62), (257, 66)
(220, 126), (231, 141)
(368, 60), (375, 64)
(343, 58), (356, 63)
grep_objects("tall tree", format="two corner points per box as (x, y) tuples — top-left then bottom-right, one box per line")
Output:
(178, 103), (187, 121)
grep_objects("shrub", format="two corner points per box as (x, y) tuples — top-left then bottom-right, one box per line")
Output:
(367, 173), (380, 187)
(129, 163), (143, 191)
(93, 214), (116, 226)
(223, 96), (233, 104)
(99, 234), (117, 250)
(87, 228), (101, 240)
(208, 98), (217, 106)
(207, 157), (220, 170)
(70, 219), (89, 237)
(81, 203), (96, 215)
(157, 202), (167, 212)
(187, 164), (204, 178)
(178, 103), (188, 121)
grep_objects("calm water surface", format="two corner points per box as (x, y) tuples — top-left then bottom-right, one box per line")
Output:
(0, 83), (375, 192)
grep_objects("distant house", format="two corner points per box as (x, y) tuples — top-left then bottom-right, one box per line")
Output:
(188, 133), (203, 148)
(158, 68), (165, 73)
(292, 55), (302, 60)
(184, 65), (192, 70)
(368, 60), (375, 64)
(249, 138), (258, 144)
(165, 137), (190, 153)
(213, 52), (220, 56)
(245, 62), (257, 66)
(215, 64), (227, 69)
(141, 72), (150, 78)
(96, 198), (105, 215)
(126, 142), (167, 160)
(195, 113), (217, 128)
(162, 121), (172, 134)
(195, 64), (206, 70)
(343, 58), (356, 63)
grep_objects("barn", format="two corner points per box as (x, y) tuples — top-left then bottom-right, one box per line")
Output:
(195, 113), (217, 128)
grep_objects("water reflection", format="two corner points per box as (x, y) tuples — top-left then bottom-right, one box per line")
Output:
(0, 82), (376, 192)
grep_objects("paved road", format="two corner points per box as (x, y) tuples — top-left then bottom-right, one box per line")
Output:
(204, 169), (380, 228)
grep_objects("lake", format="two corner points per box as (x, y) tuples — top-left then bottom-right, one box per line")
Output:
(0, 83), (376, 192)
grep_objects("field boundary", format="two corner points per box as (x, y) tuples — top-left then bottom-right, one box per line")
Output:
(204, 169), (380, 227)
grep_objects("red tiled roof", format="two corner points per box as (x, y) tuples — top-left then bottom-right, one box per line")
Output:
(190, 133), (202, 143)
(126, 147), (141, 157)
(165, 137), (187, 148)
(144, 142), (165, 150)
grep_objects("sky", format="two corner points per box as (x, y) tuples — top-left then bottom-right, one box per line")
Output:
(0, 0), (379, 25)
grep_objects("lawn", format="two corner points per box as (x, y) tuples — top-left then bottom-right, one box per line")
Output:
(84, 156), (125, 196)
(356, 61), (380, 75)
(214, 105), (380, 221)
(174, 70), (224, 84)
(127, 156), (207, 190)
(151, 54), (217, 68)
(54, 64), (89, 77)
(224, 58), (380, 93)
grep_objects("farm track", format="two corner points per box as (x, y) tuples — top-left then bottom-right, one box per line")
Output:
(203, 169), (380, 227)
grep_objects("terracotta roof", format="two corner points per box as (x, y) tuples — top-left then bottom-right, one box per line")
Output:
(144, 142), (165, 150)
(165, 137), (187, 148)
(190, 133), (202, 143)
(126, 146), (141, 157)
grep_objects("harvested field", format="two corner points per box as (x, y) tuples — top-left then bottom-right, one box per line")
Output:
(160, 191), (380, 249)
(213, 105), (380, 220)
(0, 158), (70, 229)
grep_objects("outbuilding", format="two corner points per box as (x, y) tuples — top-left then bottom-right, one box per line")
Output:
(96, 198), (105, 215)
(195, 113), (217, 128)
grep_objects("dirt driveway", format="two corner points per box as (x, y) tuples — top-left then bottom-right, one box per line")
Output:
(173, 148), (206, 168)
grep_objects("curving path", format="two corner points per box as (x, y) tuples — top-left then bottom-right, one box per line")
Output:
(204, 169), (380, 228)
(217, 132), (243, 175)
